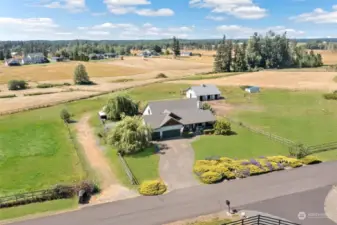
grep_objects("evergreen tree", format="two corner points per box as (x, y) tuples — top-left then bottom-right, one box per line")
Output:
(0, 51), (4, 60)
(213, 36), (226, 72)
(172, 36), (180, 57)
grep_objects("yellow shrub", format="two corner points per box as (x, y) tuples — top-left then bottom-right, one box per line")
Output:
(223, 171), (236, 179)
(195, 160), (218, 167)
(219, 157), (233, 163)
(266, 156), (290, 163)
(246, 165), (265, 176)
(200, 171), (223, 184)
(139, 180), (167, 196)
(301, 156), (322, 165)
(193, 165), (211, 175)
(287, 158), (303, 168)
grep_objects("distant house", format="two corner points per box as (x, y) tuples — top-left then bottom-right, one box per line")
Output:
(21, 53), (49, 65)
(50, 56), (68, 62)
(89, 53), (105, 60)
(143, 98), (215, 140)
(181, 52), (192, 57)
(245, 86), (260, 93)
(104, 53), (117, 59)
(186, 84), (221, 101)
(5, 58), (21, 67)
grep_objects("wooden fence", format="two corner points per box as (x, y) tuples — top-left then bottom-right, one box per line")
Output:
(226, 117), (296, 147)
(117, 153), (139, 185)
(307, 141), (337, 154)
(223, 215), (300, 225)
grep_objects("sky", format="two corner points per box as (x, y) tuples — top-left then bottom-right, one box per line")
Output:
(0, 0), (337, 40)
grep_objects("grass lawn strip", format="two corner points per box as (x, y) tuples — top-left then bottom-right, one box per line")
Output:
(0, 199), (77, 222)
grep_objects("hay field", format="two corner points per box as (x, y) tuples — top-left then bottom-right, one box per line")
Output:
(171, 71), (337, 91)
(314, 50), (337, 65)
(0, 57), (210, 84)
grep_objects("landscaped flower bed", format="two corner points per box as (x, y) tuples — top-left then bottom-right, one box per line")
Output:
(194, 155), (322, 184)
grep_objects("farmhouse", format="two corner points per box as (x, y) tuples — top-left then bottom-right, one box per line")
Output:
(21, 53), (49, 65)
(4, 58), (21, 66)
(104, 53), (117, 59)
(50, 56), (68, 62)
(89, 53), (105, 60)
(245, 86), (260, 93)
(143, 98), (215, 140)
(186, 84), (221, 101)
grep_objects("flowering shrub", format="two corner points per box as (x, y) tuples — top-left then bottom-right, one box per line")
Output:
(139, 180), (167, 196)
(200, 171), (223, 184)
(301, 156), (322, 165)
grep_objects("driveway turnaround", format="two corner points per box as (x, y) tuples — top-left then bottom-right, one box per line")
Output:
(158, 139), (199, 191)
(10, 161), (337, 225)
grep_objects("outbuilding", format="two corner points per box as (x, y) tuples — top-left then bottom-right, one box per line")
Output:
(186, 84), (222, 101)
(245, 86), (260, 93)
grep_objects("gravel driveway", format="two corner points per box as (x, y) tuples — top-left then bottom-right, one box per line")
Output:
(158, 139), (199, 191)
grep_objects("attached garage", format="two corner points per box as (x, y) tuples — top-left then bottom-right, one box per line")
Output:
(152, 132), (161, 140)
(162, 129), (181, 139)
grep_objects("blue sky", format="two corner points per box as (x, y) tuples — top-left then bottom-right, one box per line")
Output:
(0, 0), (337, 40)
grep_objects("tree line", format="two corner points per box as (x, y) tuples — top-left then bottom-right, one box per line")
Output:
(214, 31), (324, 72)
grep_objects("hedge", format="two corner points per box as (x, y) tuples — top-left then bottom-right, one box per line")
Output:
(24, 92), (57, 96)
(36, 83), (71, 89)
(0, 94), (16, 99)
(301, 156), (322, 165)
(194, 155), (321, 184)
(200, 171), (223, 184)
(323, 93), (337, 100)
(203, 129), (214, 135)
(139, 180), (167, 196)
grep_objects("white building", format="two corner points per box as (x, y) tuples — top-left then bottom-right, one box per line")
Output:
(185, 84), (221, 101)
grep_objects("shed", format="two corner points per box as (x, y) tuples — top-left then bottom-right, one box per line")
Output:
(245, 86), (260, 93)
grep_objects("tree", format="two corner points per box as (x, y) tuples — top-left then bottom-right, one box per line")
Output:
(201, 102), (215, 114)
(0, 50), (4, 60)
(107, 116), (152, 154)
(164, 49), (170, 55)
(172, 36), (180, 57)
(214, 36), (226, 72)
(214, 118), (232, 135)
(104, 93), (139, 121)
(60, 109), (71, 123)
(8, 80), (28, 90)
(152, 45), (162, 54)
(73, 64), (91, 85)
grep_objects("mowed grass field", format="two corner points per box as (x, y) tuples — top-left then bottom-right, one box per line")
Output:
(0, 60), (148, 83)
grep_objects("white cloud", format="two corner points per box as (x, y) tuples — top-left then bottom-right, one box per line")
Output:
(206, 15), (226, 21)
(91, 12), (107, 16)
(33, 0), (86, 12)
(0, 17), (59, 29)
(290, 5), (337, 23)
(190, 0), (267, 19)
(104, 0), (174, 16)
(216, 25), (305, 38)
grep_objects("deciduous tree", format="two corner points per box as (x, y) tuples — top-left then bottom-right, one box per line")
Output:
(104, 93), (139, 121)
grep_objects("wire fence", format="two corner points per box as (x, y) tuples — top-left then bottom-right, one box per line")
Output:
(222, 215), (301, 225)
(307, 141), (337, 154)
(117, 153), (139, 185)
(226, 117), (296, 147)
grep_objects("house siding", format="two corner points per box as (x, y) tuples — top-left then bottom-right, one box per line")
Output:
(186, 89), (197, 99)
(143, 106), (152, 115)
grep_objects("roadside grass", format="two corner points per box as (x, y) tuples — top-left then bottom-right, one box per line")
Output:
(193, 124), (288, 160)
(185, 218), (233, 225)
(110, 78), (134, 83)
(0, 199), (77, 221)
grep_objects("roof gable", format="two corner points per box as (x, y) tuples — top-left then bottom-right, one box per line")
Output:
(190, 84), (221, 96)
(148, 98), (198, 115)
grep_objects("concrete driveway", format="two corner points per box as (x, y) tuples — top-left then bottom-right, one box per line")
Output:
(158, 139), (199, 191)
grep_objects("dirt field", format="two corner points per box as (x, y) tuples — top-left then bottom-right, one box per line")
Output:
(0, 57), (210, 83)
(314, 50), (337, 65)
(171, 71), (337, 91)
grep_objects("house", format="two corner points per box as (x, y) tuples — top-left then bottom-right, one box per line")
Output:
(89, 53), (105, 60)
(143, 98), (216, 140)
(245, 86), (260, 93)
(21, 53), (49, 65)
(5, 58), (21, 66)
(50, 56), (67, 62)
(186, 84), (221, 101)
(181, 52), (192, 57)
(104, 53), (117, 59)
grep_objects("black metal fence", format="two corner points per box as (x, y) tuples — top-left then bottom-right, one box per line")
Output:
(223, 215), (301, 225)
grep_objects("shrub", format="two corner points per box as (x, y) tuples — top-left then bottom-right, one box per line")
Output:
(37, 83), (54, 88)
(53, 184), (76, 198)
(214, 117), (232, 135)
(246, 165), (265, 176)
(323, 93), (337, 100)
(200, 171), (223, 184)
(74, 64), (92, 85)
(23, 92), (57, 96)
(0, 94), (16, 98)
(193, 165), (211, 175)
(266, 156), (290, 164)
(139, 180), (167, 196)
(201, 103), (215, 114)
(289, 143), (309, 159)
(301, 156), (322, 165)
(219, 157), (233, 163)
(77, 180), (100, 194)
(60, 108), (71, 123)
(286, 158), (303, 168)
(210, 166), (235, 180)
(203, 129), (214, 135)
(8, 80), (28, 90)
(182, 131), (194, 138)
(155, 73), (167, 79)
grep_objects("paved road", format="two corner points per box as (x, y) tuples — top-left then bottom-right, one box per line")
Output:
(11, 161), (337, 225)
(158, 139), (199, 191)
(242, 186), (336, 225)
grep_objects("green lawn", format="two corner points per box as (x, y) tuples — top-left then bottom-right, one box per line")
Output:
(0, 199), (77, 221)
(106, 146), (159, 187)
(186, 218), (233, 225)
(193, 125), (288, 160)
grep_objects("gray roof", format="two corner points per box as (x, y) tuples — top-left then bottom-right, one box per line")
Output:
(188, 84), (221, 96)
(143, 99), (216, 129)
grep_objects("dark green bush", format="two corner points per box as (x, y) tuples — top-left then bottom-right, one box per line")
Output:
(323, 93), (337, 100)
(182, 131), (194, 138)
(24, 92), (57, 96)
(8, 80), (28, 90)
(37, 83), (54, 88)
(0, 94), (16, 98)
(155, 73), (167, 79)
(60, 108), (71, 123)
